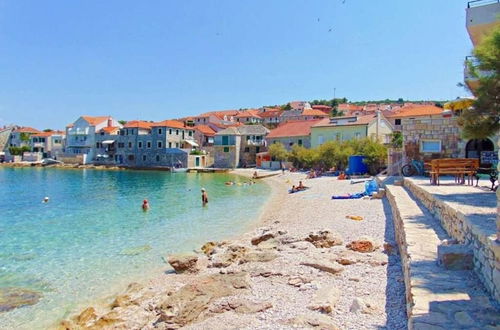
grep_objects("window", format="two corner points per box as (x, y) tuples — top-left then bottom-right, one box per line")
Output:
(156, 155), (160, 162)
(355, 132), (361, 139)
(96, 142), (101, 148)
(147, 141), (152, 148)
(298, 139), (303, 146)
(142, 155), (147, 161)
(256, 147), (260, 153)
(175, 142), (179, 148)
(222, 136), (229, 145)
(176, 130), (179, 135)
(128, 142), (132, 148)
(168, 142), (172, 148)
(118, 142), (125, 148)
(395, 119), (401, 125)
(138, 141), (143, 148)
(128, 155), (134, 161)
(289, 142), (294, 147)
(157, 141), (163, 148)
(223, 147), (229, 153)
(244, 147), (250, 152)
(420, 140), (441, 153)
(169, 129), (172, 134)
(158, 128), (163, 135)
(188, 130), (193, 136)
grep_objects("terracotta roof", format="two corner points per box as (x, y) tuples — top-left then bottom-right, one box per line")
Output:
(385, 105), (445, 118)
(312, 114), (378, 128)
(100, 126), (120, 134)
(302, 108), (329, 117)
(311, 105), (332, 113)
(235, 109), (262, 118)
(81, 116), (110, 126)
(123, 121), (153, 129)
(152, 120), (194, 130)
(197, 110), (240, 119)
(32, 130), (65, 137)
(194, 125), (216, 136)
(258, 109), (284, 118)
(13, 126), (41, 134)
(267, 120), (321, 139)
(212, 122), (244, 129)
(338, 104), (363, 111)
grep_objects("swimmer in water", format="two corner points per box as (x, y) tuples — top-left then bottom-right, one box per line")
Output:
(42, 197), (49, 203)
(142, 199), (150, 211)
(201, 188), (208, 206)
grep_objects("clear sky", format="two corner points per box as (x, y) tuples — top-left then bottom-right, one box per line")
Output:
(0, 0), (473, 129)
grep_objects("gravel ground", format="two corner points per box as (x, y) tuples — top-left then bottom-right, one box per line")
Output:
(61, 170), (407, 330)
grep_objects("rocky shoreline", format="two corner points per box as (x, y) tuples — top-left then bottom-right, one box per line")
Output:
(56, 170), (407, 330)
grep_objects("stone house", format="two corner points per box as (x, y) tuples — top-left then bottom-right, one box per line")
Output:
(311, 113), (393, 148)
(235, 109), (263, 124)
(113, 120), (194, 168)
(193, 125), (216, 147)
(30, 130), (65, 159)
(266, 120), (321, 150)
(213, 125), (270, 168)
(8, 126), (41, 149)
(65, 116), (121, 164)
(258, 107), (283, 127)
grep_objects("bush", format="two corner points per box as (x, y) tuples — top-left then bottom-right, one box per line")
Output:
(268, 143), (289, 161)
(9, 146), (31, 155)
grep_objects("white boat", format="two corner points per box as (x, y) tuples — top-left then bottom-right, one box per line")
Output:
(171, 167), (188, 173)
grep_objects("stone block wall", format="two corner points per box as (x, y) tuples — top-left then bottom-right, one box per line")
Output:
(402, 115), (465, 160)
(404, 179), (500, 303)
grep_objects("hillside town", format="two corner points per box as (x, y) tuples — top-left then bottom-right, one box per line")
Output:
(1, 100), (495, 172)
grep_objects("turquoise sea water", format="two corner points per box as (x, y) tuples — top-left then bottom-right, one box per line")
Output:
(0, 167), (270, 329)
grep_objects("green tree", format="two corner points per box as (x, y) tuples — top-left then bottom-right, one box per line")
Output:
(281, 103), (292, 110)
(118, 120), (128, 125)
(19, 132), (31, 142)
(458, 25), (500, 139)
(390, 131), (403, 148)
(268, 143), (289, 161)
(43, 129), (53, 132)
(9, 146), (30, 155)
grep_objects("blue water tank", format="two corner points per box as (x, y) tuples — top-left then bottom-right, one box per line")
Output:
(347, 155), (368, 175)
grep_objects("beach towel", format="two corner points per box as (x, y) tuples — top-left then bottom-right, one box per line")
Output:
(331, 192), (366, 199)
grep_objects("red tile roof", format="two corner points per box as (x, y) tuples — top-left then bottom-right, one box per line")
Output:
(258, 109), (283, 118)
(194, 125), (216, 136)
(81, 116), (110, 126)
(197, 110), (240, 119)
(100, 126), (120, 134)
(338, 104), (363, 111)
(235, 109), (262, 118)
(385, 105), (445, 118)
(152, 120), (194, 130)
(123, 120), (153, 129)
(13, 126), (41, 134)
(32, 130), (64, 137)
(302, 108), (329, 117)
(267, 120), (321, 138)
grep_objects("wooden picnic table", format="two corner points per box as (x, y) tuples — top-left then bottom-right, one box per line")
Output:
(429, 158), (479, 186)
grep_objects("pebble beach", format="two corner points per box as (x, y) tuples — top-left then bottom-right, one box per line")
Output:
(59, 169), (407, 330)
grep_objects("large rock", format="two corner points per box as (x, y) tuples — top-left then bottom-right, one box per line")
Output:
(209, 244), (249, 268)
(300, 260), (344, 275)
(350, 297), (377, 314)
(305, 230), (343, 248)
(75, 307), (98, 326)
(110, 294), (138, 309)
(0, 287), (42, 312)
(210, 298), (272, 314)
(251, 232), (275, 245)
(168, 253), (199, 273)
(308, 286), (341, 313)
(157, 272), (250, 328)
(346, 236), (380, 253)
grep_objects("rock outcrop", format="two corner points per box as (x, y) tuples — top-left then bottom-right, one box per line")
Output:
(305, 230), (343, 248)
(346, 236), (379, 253)
(0, 287), (42, 313)
(168, 253), (199, 273)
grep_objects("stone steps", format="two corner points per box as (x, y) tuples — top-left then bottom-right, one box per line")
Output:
(383, 178), (500, 330)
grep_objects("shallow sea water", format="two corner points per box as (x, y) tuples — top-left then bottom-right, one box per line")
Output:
(0, 167), (270, 329)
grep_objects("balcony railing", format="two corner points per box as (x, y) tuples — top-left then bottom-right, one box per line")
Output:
(246, 140), (265, 146)
(468, 0), (499, 8)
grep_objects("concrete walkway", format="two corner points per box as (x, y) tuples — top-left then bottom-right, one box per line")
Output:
(384, 178), (499, 329)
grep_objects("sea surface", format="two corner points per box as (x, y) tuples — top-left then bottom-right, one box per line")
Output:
(0, 167), (270, 329)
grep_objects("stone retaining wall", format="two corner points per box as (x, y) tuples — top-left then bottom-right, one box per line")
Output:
(403, 179), (500, 303)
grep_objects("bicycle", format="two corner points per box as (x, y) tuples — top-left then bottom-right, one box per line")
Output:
(401, 159), (425, 177)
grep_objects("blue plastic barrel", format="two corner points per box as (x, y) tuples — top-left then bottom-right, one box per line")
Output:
(347, 155), (368, 175)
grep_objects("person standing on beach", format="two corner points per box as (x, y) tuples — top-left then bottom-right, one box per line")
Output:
(201, 188), (208, 206)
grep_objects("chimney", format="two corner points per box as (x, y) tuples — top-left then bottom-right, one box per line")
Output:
(107, 117), (112, 127)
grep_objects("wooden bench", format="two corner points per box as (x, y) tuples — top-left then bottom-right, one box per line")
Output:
(429, 158), (479, 186)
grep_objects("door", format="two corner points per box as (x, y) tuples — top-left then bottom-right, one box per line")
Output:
(195, 157), (200, 167)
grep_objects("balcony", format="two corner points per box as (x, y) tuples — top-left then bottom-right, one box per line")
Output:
(466, 0), (500, 46)
(464, 56), (494, 92)
(246, 139), (265, 146)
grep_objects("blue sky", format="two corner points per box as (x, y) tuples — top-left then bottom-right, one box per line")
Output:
(0, 1), (472, 129)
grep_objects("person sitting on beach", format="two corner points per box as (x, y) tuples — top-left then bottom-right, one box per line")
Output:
(297, 181), (308, 191)
(290, 185), (297, 193)
(142, 199), (150, 211)
(252, 171), (258, 179)
(201, 188), (208, 206)
(338, 172), (346, 180)
(307, 170), (316, 179)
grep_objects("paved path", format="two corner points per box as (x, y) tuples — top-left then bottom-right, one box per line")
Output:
(384, 179), (499, 329)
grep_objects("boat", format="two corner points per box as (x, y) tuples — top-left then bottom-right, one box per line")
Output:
(171, 167), (188, 173)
